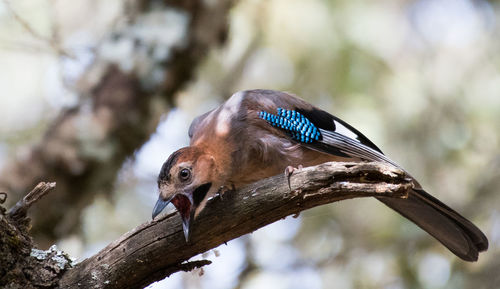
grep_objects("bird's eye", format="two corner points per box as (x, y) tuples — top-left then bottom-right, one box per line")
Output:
(179, 168), (191, 181)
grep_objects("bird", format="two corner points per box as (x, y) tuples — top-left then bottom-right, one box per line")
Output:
(152, 89), (488, 261)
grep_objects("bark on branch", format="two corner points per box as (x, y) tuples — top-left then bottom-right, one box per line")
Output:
(7, 182), (56, 223)
(1, 182), (73, 288)
(57, 161), (412, 289)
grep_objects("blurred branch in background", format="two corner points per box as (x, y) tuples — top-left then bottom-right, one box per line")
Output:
(2, 0), (68, 56)
(0, 0), (234, 246)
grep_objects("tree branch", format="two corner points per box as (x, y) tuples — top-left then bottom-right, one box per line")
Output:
(1, 182), (74, 288)
(7, 182), (56, 223)
(58, 161), (412, 289)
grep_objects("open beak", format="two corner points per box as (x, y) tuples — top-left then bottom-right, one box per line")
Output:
(171, 193), (195, 242)
(180, 205), (196, 243)
(152, 193), (195, 242)
(152, 183), (212, 242)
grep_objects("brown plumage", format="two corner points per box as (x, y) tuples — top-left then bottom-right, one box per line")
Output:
(152, 89), (488, 261)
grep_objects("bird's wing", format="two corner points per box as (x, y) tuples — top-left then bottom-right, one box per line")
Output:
(296, 107), (383, 153)
(250, 89), (487, 261)
(188, 109), (215, 140)
(257, 102), (399, 167)
(298, 107), (404, 167)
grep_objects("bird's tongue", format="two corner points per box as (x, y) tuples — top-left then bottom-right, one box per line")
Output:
(171, 194), (191, 220)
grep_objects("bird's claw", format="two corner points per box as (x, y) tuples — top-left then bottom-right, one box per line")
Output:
(218, 183), (236, 200)
(284, 165), (303, 191)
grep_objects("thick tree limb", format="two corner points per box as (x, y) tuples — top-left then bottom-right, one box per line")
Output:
(58, 162), (412, 289)
(1, 182), (73, 288)
(0, 162), (410, 288)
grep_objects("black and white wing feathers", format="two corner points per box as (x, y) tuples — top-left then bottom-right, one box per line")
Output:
(258, 101), (487, 261)
(296, 107), (401, 167)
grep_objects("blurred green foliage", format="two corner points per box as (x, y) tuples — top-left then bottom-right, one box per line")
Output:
(0, 0), (499, 288)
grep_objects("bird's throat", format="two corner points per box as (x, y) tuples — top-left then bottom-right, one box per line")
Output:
(171, 194), (191, 221)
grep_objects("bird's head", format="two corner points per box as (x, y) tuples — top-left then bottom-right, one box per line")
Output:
(152, 146), (216, 242)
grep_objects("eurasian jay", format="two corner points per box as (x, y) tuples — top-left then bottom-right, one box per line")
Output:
(152, 89), (488, 261)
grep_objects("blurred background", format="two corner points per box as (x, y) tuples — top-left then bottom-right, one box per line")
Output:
(0, 0), (499, 288)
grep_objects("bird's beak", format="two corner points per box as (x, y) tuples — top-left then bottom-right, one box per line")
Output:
(152, 196), (172, 220)
(171, 193), (195, 242)
(152, 183), (212, 242)
(152, 192), (195, 242)
(181, 207), (196, 243)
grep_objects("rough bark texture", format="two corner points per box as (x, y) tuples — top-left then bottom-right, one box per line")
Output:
(0, 162), (412, 288)
(57, 162), (411, 289)
(0, 183), (72, 289)
(0, 0), (234, 245)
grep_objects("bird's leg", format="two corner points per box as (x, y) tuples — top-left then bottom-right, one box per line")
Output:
(217, 183), (236, 200)
(285, 165), (303, 191)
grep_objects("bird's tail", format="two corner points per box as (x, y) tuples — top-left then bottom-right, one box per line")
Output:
(378, 189), (488, 261)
